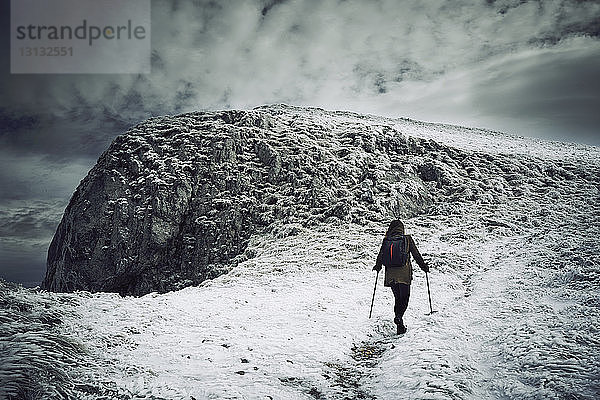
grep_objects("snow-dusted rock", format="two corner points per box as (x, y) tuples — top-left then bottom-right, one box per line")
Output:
(40, 106), (430, 294)
(41, 104), (595, 296)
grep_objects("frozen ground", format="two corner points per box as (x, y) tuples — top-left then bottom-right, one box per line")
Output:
(1, 112), (599, 399)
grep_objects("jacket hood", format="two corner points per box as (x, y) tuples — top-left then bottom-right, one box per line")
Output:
(385, 220), (405, 237)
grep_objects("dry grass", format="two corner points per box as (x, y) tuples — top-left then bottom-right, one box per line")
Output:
(0, 281), (87, 400)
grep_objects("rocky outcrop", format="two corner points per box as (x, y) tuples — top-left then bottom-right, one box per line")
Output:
(42, 104), (519, 296)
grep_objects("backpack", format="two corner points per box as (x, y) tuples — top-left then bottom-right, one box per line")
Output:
(381, 236), (409, 268)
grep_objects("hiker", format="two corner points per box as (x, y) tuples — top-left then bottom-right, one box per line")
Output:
(373, 220), (429, 334)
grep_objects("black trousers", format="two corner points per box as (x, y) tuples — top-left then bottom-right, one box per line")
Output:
(390, 283), (410, 324)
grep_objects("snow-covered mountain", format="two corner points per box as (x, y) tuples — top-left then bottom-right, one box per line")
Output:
(2, 105), (599, 399)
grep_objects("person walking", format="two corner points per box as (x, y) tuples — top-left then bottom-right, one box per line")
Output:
(373, 220), (429, 334)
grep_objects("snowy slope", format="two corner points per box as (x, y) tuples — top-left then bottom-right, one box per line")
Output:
(1, 105), (599, 399)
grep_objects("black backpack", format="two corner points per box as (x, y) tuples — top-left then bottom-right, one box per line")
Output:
(381, 236), (409, 268)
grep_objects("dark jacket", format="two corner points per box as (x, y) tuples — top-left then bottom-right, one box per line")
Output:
(375, 235), (427, 286)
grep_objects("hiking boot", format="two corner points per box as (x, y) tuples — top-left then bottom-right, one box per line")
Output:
(394, 317), (406, 334)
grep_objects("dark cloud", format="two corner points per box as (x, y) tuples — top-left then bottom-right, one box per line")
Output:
(0, 152), (91, 201)
(470, 43), (600, 143)
(1, 0), (599, 284)
(0, 114), (133, 161)
(0, 201), (64, 239)
(0, 248), (46, 287)
(0, 200), (66, 286)
(0, 108), (40, 132)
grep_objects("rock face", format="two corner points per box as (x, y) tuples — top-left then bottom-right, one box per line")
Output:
(42, 104), (526, 295)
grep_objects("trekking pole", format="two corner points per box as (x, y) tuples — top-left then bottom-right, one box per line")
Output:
(425, 271), (437, 315)
(369, 270), (379, 319)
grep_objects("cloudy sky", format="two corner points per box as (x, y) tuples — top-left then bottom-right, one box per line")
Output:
(1, 0), (599, 286)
